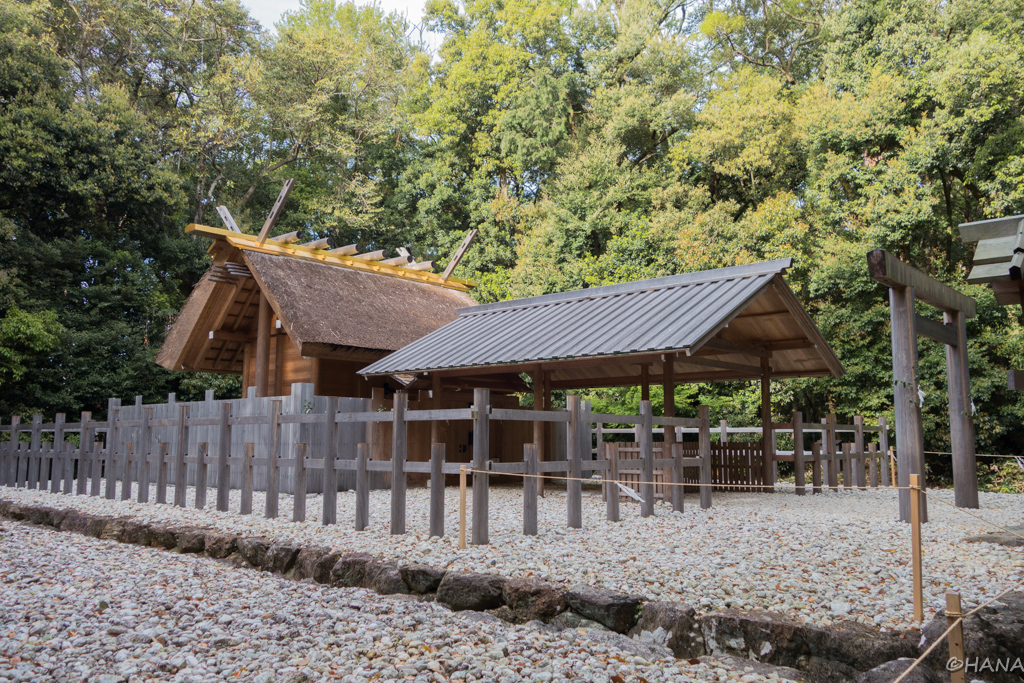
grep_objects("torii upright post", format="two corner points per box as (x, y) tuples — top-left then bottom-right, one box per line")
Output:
(868, 250), (979, 522)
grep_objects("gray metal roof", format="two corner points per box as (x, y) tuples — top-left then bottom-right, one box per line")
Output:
(359, 259), (794, 376)
(959, 214), (1024, 284)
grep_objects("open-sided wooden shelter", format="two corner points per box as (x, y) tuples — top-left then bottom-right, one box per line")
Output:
(156, 224), (477, 398)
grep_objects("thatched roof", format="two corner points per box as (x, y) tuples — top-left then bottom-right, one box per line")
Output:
(157, 248), (476, 374)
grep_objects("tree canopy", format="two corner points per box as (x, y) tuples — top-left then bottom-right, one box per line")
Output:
(2, 0), (1024, 469)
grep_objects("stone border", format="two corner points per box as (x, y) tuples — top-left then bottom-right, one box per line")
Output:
(0, 499), (939, 682)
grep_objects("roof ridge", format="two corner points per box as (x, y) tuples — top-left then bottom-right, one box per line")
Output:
(459, 258), (792, 316)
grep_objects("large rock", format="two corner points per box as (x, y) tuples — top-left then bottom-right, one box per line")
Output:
(312, 552), (342, 585)
(630, 601), (705, 659)
(703, 654), (807, 682)
(436, 572), (507, 612)
(856, 658), (942, 683)
(565, 585), (644, 634)
(121, 520), (150, 545)
(58, 511), (93, 534)
(503, 577), (567, 623)
(400, 564), (446, 594)
(204, 533), (237, 559)
(700, 609), (917, 677)
(25, 506), (58, 527)
(145, 525), (178, 549)
(367, 562), (411, 595)
(176, 528), (206, 554)
(292, 547), (330, 581)
(100, 518), (129, 541)
(262, 543), (301, 574)
(85, 516), (111, 539)
(552, 611), (608, 631)
(919, 591), (1024, 683)
(330, 553), (376, 588)
(237, 537), (271, 567)
(963, 525), (1024, 548)
(5, 503), (27, 521)
(578, 630), (673, 661)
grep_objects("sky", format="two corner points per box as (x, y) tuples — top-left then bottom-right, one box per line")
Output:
(243, 0), (431, 32)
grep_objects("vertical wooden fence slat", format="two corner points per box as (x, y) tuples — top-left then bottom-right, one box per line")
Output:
(522, 443), (538, 535)
(639, 400), (654, 518)
(63, 416), (77, 495)
(52, 413), (66, 494)
(699, 405), (712, 509)
(216, 402), (232, 512)
(355, 442), (369, 531)
(76, 413), (92, 495)
(39, 443), (50, 490)
(240, 443), (254, 515)
(28, 415), (42, 489)
(826, 414), (839, 490)
(868, 443), (879, 488)
(293, 443), (307, 523)
(174, 404), (188, 507)
(843, 443), (853, 489)
(793, 411), (805, 496)
(811, 442), (822, 494)
(194, 443), (208, 510)
(265, 400), (281, 519)
(566, 396), (583, 529)
(879, 417), (891, 486)
(672, 441), (684, 512)
(605, 442), (619, 522)
(156, 442), (169, 504)
(120, 427), (134, 502)
(322, 396), (339, 526)
(138, 409), (152, 503)
(430, 442), (445, 537)
(390, 392), (408, 535)
(854, 415), (866, 489)
(104, 409), (118, 499)
(472, 388), (490, 545)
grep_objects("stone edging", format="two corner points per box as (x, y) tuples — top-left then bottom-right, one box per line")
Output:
(0, 499), (934, 682)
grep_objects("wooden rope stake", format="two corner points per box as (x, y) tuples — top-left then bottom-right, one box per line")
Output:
(889, 446), (898, 488)
(459, 465), (467, 550)
(946, 592), (966, 683)
(910, 473), (924, 622)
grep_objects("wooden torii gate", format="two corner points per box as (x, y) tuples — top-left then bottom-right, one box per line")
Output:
(868, 250), (979, 523)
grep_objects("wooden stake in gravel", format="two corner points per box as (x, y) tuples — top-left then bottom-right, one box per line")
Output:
(946, 592), (966, 683)
(173, 404), (188, 507)
(459, 465), (467, 550)
(355, 443), (369, 531)
(523, 443), (538, 536)
(430, 442), (445, 537)
(911, 473), (924, 622)
(265, 400), (281, 519)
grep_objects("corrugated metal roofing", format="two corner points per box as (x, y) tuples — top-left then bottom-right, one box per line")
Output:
(360, 259), (793, 376)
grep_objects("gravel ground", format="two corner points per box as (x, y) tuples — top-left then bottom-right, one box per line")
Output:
(0, 521), (795, 683)
(2, 481), (1023, 631)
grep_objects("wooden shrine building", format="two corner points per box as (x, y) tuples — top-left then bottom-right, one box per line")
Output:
(156, 224), (478, 398)
(360, 259), (845, 484)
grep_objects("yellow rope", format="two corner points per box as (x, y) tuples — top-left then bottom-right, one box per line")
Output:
(920, 489), (1024, 542)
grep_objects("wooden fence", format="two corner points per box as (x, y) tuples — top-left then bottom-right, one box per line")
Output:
(0, 388), (891, 544)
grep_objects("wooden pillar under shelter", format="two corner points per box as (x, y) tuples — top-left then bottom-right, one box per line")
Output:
(532, 368), (544, 496)
(945, 310), (979, 509)
(890, 285), (927, 522)
(760, 355), (774, 491)
(254, 292), (272, 398)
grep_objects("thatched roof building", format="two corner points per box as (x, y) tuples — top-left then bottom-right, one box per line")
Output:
(156, 224), (476, 398)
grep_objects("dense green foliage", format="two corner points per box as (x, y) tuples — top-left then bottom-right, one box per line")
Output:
(2, 0), (1024, 479)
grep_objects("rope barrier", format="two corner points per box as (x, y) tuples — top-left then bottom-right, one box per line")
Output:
(920, 489), (1024, 542)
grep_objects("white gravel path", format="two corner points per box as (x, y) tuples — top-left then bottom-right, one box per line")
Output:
(0, 521), (795, 683)
(2, 482), (1023, 632)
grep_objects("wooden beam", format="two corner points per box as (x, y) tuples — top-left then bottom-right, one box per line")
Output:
(686, 356), (763, 374)
(868, 249), (976, 317)
(352, 249), (386, 261)
(441, 229), (478, 281)
(273, 231), (300, 244)
(299, 238), (329, 250)
(640, 364), (650, 401)
(254, 293), (272, 397)
(258, 178), (296, 245)
(209, 330), (252, 343)
(991, 281), (1024, 307)
(381, 255), (414, 266)
(915, 314), (958, 346)
(890, 285), (927, 523)
(216, 206), (241, 233)
(959, 214), (1024, 243)
(761, 356), (774, 491)
(698, 337), (770, 358)
(329, 243), (360, 256)
(404, 261), (434, 271)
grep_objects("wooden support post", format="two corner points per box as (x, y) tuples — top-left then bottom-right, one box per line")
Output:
(672, 442), (685, 512)
(293, 443), (307, 523)
(543, 373), (552, 497)
(265, 400), (281, 519)
(699, 405), (713, 509)
(720, 419), (728, 444)
(640, 364), (650, 402)
(322, 396), (339, 526)
(472, 388), (490, 545)
(793, 411), (805, 495)
(430, 443), (445, 537)
(868, 443), (879, 487)
(843, 443), (853, 489)
(194, 443), (208, 509)
(826, 414), (839, 490)
(391, 391), (409, 535)
(639, 400), (654, 517)
(566, 395), (583, 529)
(945, 310), (979, 509)
(254, 293), (272, 398)
(173, 405), (188, 507)
(891, 285), (928, 523)
(28, 415), (41, 490)
(880, 417), (891, 486)
(760, 357), (774, 492)
(459, 465), (468, 550)
(811, 442), (822, 494)
(4, 417), (20, 487)
(137, 409), (151, 503)
(910, 473), (924, 622)
(120, 437), (133, 502)
(240, 443), (254, 515)
(355, 443), (369, 531)
(215, 402), (231, 511)
(430, 373), (442, 446)
(156, 442), (169, 504)
(854, 415), (866, 489)
(532, 368), (544, 498)
(946, 592), (966, 683)
(55, 413), (69, 494)
(606, 442), (620, 522)
(77, 413), (93, 496)
(523, 443), (538, 536)
(38, 442), (49, 490)
(663, 355), (684, 512)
